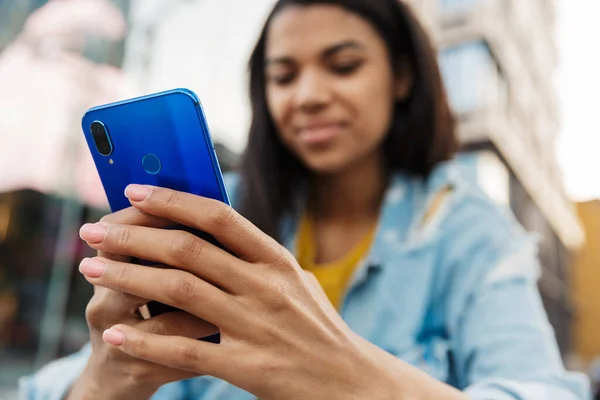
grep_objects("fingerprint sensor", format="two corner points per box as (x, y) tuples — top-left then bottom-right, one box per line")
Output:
(142, 154), (161, 175)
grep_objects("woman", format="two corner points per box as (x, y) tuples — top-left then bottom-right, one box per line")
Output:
(22, 0), (589, 399)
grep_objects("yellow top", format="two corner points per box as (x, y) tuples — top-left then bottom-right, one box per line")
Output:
(296, 213), (376, 310)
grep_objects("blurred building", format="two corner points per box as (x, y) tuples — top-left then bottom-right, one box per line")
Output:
(429, 0), (584, 360)
(0, 190), (99, 389)
(572, 201), (600, 366)
(0, 0), (133, 390)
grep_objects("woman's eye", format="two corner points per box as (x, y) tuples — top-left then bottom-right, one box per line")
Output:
(332, 60), (364, 75)
(269, 73), (296, 86)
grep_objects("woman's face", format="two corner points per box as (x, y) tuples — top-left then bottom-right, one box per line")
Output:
(265, 4), (410, 174)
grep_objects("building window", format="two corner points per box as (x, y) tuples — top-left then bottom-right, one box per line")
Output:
(439, 40), (507, 117)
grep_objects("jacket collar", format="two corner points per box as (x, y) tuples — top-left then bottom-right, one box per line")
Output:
(281, 160), (464, 271)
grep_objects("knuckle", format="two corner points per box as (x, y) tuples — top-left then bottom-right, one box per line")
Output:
(111, 262), (131, 285)
(173, 344), (200, 370)
(212, 203), (238, 226)
(85, 297), (105, 328)
(263, 277), (293, 314)
(303, 270), (316, 279)
(168, 274), (199, 305)
(114, 226), (133, 248)
(126, 208), (150, 223)
(143, 318), (167, 335)
(303, 270), (318, 286)
(273, 279), (292, 301)
(160, 189), (181, 209)
(126, 364), (154, 386)
(171, 232), (204, 263)
(126, 335), (147, 359)
(86, 289), (132, 329)
(303, 270), (318, 283)
(269, 253), (299, 276)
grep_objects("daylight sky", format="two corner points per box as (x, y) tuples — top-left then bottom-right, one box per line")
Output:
(556, 0), (600, 201)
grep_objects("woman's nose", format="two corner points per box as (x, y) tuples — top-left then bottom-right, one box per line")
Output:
(293, 70), (332, 113)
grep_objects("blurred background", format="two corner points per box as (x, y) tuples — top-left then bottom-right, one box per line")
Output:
(0, 0), (599, 397)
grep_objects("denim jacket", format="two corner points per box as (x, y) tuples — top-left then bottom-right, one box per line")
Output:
(20, 160), (590, 399)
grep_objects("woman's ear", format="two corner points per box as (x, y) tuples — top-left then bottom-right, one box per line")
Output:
(395, 63), (413, 101)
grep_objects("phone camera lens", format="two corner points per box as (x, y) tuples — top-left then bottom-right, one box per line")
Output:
(90, 121), (113, 156)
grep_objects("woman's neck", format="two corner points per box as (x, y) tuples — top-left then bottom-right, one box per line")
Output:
(311, 153), (386, 222)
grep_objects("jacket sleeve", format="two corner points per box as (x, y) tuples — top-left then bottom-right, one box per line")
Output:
(19, 343), (91, 400)
(442, 196), (590, 400)
(18, 342), (199, 400)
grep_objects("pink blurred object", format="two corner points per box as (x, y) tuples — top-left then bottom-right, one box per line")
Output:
(0, 0), (138, 208)
(22, 0), (127, 51)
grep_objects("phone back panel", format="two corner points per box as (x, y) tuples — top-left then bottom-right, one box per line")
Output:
(82, 89), (229, 212)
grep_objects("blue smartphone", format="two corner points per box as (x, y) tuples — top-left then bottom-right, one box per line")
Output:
(82, 88), (229, 210)
(82, 88), (228, 341)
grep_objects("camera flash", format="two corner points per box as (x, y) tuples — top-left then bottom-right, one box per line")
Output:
(109, 159), (114, 164)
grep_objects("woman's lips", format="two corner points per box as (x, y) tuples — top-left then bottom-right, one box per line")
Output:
(296, 122), (345, 146)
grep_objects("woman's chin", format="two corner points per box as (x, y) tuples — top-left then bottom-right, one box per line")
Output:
(302, 156), (351, 176)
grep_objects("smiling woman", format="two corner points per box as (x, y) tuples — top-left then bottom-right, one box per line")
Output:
(21, 1), (589, 400)
(241, 0), (455, 242)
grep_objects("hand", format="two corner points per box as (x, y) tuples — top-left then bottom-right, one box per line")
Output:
(70, 207), (218, 400)
(77, 185), (400, 400)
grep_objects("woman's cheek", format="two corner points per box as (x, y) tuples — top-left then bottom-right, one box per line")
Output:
(267, 91), (294, 140)
(367, 88), (396, 138)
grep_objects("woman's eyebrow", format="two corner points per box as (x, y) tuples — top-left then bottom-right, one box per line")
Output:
(266, 40), (365, 66)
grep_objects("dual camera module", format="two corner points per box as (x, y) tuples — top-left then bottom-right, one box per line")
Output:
(90, 121), (113, 156)
(89, 121), (162, 175)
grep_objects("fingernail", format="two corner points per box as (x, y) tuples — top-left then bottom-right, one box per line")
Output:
(79, 258), (106, 278)
(103, 328), (125, 346)
(79, 223), (107, 243)
(125, 184), (151, 202)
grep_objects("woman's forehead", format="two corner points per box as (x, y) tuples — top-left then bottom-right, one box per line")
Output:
(266, 4), (383, 57)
